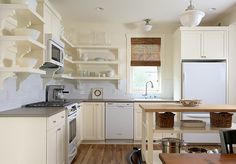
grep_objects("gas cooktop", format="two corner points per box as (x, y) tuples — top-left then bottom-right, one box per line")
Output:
(25, 101), (73, 107)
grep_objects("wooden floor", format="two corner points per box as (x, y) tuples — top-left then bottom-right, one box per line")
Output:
(72, 144), (221, 164)
(72, 144), (143, 164)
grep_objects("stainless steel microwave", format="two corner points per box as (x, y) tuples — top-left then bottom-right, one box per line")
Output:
(44, 34), (64, 68)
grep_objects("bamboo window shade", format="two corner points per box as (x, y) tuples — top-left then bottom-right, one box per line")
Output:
(131, 38), (161, 66)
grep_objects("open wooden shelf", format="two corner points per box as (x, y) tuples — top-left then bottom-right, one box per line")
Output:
(73, 76), (120, 80)
(0, 67), (46, 74)
(43, 74), (120, 80)
(61, 35), (74, 47)
(73, 60), (119, 64)
(0, 36), (45, 49)
(0, 4), (45, 24)
(75, 45), (118, 49)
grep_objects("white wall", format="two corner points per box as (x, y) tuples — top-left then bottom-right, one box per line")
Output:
(0, 75), (44, 111)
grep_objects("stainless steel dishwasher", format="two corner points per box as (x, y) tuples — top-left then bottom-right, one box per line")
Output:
(105, 102), (134, 140)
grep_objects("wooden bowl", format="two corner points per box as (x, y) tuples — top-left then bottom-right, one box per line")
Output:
(179, 99), (201, 107)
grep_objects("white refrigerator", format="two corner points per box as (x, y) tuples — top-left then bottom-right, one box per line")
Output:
(182, 61), (227, 143)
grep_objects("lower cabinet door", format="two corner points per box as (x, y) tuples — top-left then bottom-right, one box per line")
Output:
(47, 128), (57, 164)
(47, 123), (66, 164)
(57, 124), (65, 164)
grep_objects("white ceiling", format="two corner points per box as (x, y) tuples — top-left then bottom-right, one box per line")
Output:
(51, 0), (236, 24)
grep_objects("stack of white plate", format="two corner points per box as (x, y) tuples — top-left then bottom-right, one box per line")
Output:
(3, 17), (17, 34)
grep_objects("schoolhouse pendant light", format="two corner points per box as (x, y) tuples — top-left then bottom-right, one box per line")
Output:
(180, 0), (205, 27)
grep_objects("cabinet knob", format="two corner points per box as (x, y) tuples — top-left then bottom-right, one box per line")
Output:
(53, 121), (56, 123)
(61, 116), (64, 118)
(57, 128), (61, 131)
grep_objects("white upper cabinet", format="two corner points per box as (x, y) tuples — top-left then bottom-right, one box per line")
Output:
(180, 27), (228, 60)
(181, 32), (201, 59)
(44, 1), (62, 38)
(202, 31), (226, 59)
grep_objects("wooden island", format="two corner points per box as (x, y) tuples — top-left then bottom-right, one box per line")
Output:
(139, 103), (236, 164)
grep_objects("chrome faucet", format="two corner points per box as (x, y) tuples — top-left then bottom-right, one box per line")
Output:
(143, 81), (154, 98)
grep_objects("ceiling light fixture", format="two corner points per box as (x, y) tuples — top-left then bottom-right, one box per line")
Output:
(208, 7), (216, 12)
(180, 0), (205, 27)
(144, 19), (152, 32)
(96, 7), (104, 11)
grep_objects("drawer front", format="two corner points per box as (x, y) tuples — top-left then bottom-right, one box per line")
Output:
(47, 111), (65, 130)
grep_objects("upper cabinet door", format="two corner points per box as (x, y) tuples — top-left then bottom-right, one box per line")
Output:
(203, 31), (226, 59)
(181, 31), (202, 59)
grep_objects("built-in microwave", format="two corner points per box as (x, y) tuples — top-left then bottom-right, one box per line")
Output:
(44, 34), (64, 68)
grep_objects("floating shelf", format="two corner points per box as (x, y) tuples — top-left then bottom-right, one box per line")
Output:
(64, 57), (119, 65)
(64, 56), (74, 63)
(0, 4), (45, 24)
(73, 61), (119, 64)
(75, 45), (118, 49)
(0, 36), (45, 49)
(43, 74), (120, 80)
(0, 67), (46, 74)
(73, 76), (120, 80)
(61, 35), (74, 47)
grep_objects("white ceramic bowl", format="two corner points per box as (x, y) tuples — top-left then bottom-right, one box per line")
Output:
(17, 57), (37, 68)
(180, 10), (205, 27)
(14, 28), (40, 40)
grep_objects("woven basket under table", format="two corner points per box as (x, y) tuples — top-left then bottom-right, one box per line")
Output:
(156, 112), (175, 128)
(210, 112), (233, 128)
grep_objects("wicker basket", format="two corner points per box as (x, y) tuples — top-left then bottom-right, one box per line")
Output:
(210, 112), (233, 128)
(156, 112), (175, 128)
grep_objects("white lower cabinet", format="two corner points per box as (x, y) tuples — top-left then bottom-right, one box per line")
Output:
(47, 111), (66, 164)
(0, 110), (66, 164)
(134, 103), (177, 141)
(76, 107), (82, 146)
(81, 102), (105, 140)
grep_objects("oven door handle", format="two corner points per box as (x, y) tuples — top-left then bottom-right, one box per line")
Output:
(69, 147), (77, 157)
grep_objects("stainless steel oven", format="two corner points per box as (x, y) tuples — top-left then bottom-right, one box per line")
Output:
(66, 103), (79, 164)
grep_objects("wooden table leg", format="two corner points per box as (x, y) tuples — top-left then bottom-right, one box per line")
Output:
(142, 109), (146, 161)
(147, 112), (153, 164)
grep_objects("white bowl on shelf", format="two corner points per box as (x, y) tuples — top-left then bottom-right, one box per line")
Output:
(14, 28), (40, 40)
(17, 57), (37, 68)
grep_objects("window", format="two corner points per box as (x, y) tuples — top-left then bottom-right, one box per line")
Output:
(129, 37), (161, 94)
(131, 66), (159, 93)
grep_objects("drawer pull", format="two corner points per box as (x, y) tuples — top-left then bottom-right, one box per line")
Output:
(53, 121), (57, 123)
(61, 116), (64, 118)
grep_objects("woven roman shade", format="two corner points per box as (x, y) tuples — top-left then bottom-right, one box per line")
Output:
(131, 38), (161, 66)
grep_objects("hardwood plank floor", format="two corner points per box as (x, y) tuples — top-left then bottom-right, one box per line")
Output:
(72, 144), (142, 164)
(72, 144), (221, 164)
